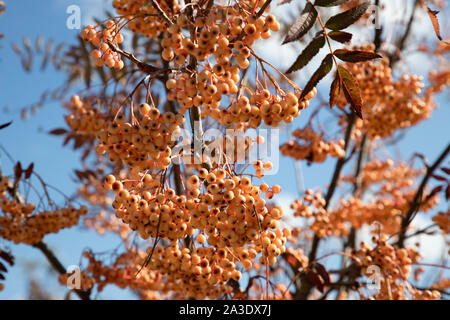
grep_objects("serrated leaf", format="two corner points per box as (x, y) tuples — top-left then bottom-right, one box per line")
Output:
(325, 1), (370, 30)
(283, 2), (318, 44)
(286, 32), (325, 74)
(300, 54), (334, 100)
(328, 30), (353, 43)
(329, 72), (341, 108)
(338, 66), (363, 118)
(426, 7), (443, 41)
(315, 0), (348, 7)
(334, 49), (382, 62)
(0, 121), (12, 130)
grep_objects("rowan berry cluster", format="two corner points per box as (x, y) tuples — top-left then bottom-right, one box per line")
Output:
(280, 127), (345, 163)
(336, 45), (436, 140)
(0, 176), (87, 245)
(81, 21), (124, 69)
(356, 235), (440, 300)
(432, 210), (450, 235)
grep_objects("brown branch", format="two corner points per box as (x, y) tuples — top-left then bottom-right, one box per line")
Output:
(398, 142), (450, 247)
(145, 0), (174, 25)
(295, 113), (356, 299)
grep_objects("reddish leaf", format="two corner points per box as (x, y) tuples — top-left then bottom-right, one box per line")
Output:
(49, 128), (67, 135)
(14, 162), (23, 181)
(328, 31), (353, 44)
(0, 262), (6, 273)
(24, 163), (34, 179)
(285, 253), (301, 270)
(283, 2), (318, 44)
(0, 273), (5, 280)
(431, 174), (447, 182)
(334, 49), (382, 63)
(306, 269), (324, 293)
(329, 72), (341, 108)
(441, 167), (450, 175)
(430, 185), (443, 197)
(446, 185), (450, 200)
(314, 263), (331, 286)
(338, 66), (363, 118)
(0, 121), (12, 130)
(300, 54), (334, 100)
(426, 7), (443, 41)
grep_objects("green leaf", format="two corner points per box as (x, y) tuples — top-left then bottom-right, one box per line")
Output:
(286, 32), (325, 74)
(329, 73), (341, 108)
(328, 31), (353, 43)
(283, 2), (318, 44)
(300, 54), (334, 100)
(334, 49), (382, 62)
(315, 0), (348, 7)
(325, 1), (370, 30)
(337, 66), (363, 118)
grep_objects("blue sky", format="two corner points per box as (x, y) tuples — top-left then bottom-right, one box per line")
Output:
(0, 0), (448, 299)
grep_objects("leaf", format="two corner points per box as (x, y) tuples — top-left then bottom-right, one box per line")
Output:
(0, 251), (14, 266)
(314, 263), (331, 286)
(430, 185), (443, 196)
(49, 128), (67, 135)
(282, 2), (318, 44)
(325, 1), (370, 30)
(426, 7), (442, 41)
(334, 49), (382, 62)
(14, 162), (23, 181)
(0, 273), (4, 280)
(338, 66), (363, 118)
(446, 185), (450, 200)
(24, 163), (34, 179)
(328, 31), (353, 43)
(441, 168), (450, 175)
(315, 0), (348, 7)
(329, 72), (341, 108)
(286, 32), (325, 74)
(300, 54), (334, 100)
(0, 121), (12, 130)
(306, 269), (324, 293)
(285, 252), (302, 270)
(0, 262), (6, 273)
(431, 174), (447, 182)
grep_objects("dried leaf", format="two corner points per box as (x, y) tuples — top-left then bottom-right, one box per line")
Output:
(334, 49), (382, 62)
(0, 121), (12, 130)
(329, 72), (341, 108)
(325, 1), (370, 30)
(49, 128), (67, 135)
(14, 162), (23, 181)
(446, 185), (450, 200)
(283, 2), (318, 44)
(314, 263), (331, 286)
(286, 32), (325, 74)
(338, 66), (363, 118)
(441, 168), (450, 175)
(315, 0), (348, 7)
(0, 273), (5, 280)
(328, 30), (353, 43)
(24, 163), (34, 179)
(430, 185), (443, 196)
(0, 262), (6, 273)
(300, 54), (334, 100)
(426, 7), (442, 41)
(306, 270), (324, 293)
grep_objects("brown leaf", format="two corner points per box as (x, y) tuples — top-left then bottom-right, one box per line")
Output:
(334, 49), (382, 62)
(426, 7), (443, 41)
(14, 162), (23, 181)
(285, 252), (301, 270)
(338, 66), (363, 118)
(24, 163), (34, 179)
(0, 250), (14, 266)
(0, 262), (6, 273)
(286, 32), (325, 74)
(441, 168), (450, 175)
(431, 174), (447, 182)
(0, 121), (12, 130)
(283, 2), (318, 44)
(329, 72), (341, 108)
(314, 263), (331, 286)
(325, 1), (370, 30)
(49, 128), (67, 135)
(306, 269), (324, 293)
(328, 31), (353, 44)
